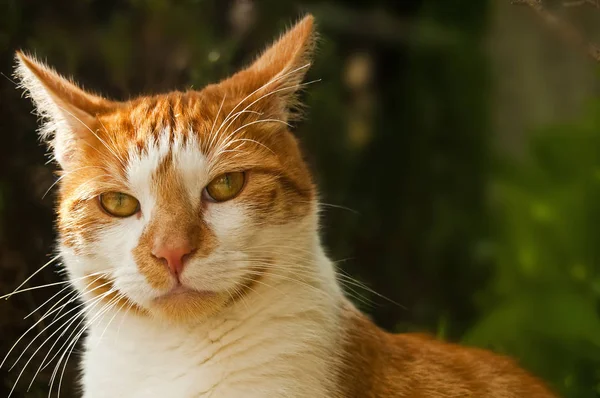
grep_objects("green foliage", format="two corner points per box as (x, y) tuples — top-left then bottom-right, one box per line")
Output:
(465, 103), (600, 397)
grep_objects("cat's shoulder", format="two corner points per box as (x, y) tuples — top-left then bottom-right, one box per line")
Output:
(336, 305), (556, 398)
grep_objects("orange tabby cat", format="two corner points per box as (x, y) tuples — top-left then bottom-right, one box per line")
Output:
(13, 15), (556, 398)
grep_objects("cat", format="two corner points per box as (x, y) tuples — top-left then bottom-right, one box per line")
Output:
(13, 14), (557, 398)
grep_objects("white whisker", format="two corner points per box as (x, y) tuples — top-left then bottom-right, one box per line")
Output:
(6, 290), (112, 397)
(5, 255), (61, 300)
(54, 103), (126, 167)
(1, 279), (112, 369)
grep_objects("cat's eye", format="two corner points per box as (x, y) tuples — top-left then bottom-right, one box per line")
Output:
(205, 172), (246, 202)
(99, 192), (140, 217)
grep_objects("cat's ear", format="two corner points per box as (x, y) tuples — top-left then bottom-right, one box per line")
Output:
(224, 15), (316, 120)
(15, 51), (116, 170)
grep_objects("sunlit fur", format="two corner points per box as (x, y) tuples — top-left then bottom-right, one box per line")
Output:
(14, 15), (557, 398)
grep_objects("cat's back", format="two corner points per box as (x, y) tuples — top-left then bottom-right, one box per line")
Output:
(337, 307), (556, 398)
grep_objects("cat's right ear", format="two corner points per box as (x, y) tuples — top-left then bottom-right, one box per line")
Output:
(14, 51), (117, 170)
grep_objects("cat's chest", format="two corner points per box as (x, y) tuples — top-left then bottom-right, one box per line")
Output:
(82, 325), (223, 397)
(82, 320), (261, 397)
(80, 314), (335, 398)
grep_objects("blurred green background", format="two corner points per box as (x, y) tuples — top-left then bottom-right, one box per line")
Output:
(1, 0), (600, 397)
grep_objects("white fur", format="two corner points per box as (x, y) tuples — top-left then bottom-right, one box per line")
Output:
(14, 54), (102, 169)
(82, 244), (344, 398)
(14, 55), (69, 164)
(58, 132), (347, 397)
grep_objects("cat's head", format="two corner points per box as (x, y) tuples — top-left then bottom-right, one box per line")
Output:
(16, 16), (320, 322)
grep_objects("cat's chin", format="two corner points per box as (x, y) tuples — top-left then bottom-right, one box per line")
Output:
(156, 285), (217, 301)
(147, 286), (230, 323)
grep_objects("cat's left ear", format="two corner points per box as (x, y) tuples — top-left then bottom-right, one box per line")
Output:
(223, 15), (317, 121)
(14, 52), (117, 170)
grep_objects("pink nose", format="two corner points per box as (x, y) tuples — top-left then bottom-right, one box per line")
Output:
(152, 242), (194, 276)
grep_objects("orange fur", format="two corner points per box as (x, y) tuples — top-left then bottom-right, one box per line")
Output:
(337, 304), (556, 397)
(16, 15), (557, 397)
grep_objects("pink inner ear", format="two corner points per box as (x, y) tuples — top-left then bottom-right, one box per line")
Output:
(54, 138), (77, 168)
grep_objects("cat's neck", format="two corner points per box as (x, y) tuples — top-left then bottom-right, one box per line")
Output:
(81, 237), (347, 398)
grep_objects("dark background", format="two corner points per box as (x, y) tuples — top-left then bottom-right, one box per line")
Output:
(1, 0), (600, 397)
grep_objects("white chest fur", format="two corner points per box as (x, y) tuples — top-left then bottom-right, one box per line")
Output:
(81, 269), (345, 398)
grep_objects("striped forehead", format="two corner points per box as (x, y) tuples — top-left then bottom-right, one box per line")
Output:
(125, 130), (208, 216)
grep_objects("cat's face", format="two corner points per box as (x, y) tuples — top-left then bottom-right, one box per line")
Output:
(16, 16), (317, 322)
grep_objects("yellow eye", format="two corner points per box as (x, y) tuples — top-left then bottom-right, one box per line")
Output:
(99, 192), (140, 217)
(205, 172), (245, 202)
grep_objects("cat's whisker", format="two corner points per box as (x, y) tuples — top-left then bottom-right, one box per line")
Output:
(230, 258), (378, 307)
(23, 288), (79, 354)
(51, 292), (119, 398)
(237, 274), (286, 298)
(116, 298), (136, 338)
(334, 269), (404, 308)
(1, 280), (71, 300)
(315, 201), (360, 215)
(48, 292), (79, 323)
(49, 272), (115, 322)
(96, 117), (124, 165)
(47, 293), (121, 394)
(211, 109), (262, 148)
(218, 76), (318, 135)
(214, 118), (288, 158)
(8, 270), (110, 307)
(207, 76), (317, 166)
(53, 324), (87, 397)
(207, 109), (263, 164)
(42, 165), (108, 199)
(53, 103), (126, 167)
(29, 300), (90, 391)
(230, 284), (251, 312)
(240, 244), (314, 255)
(61, 219), (107, 230)
(1, 279), (113, 371)
(238, 264), (316, 283)
(71, 173), (118, 197)
(241, 267), (317, 284)
(25, 285), (74, 320)
(210, 109), (260, 148)
(49, 305), (103, 392)
(232, 267), (334, 302)
(209, 79), (319, 163)
(8, 288), (111, 372)
(206, 95), (232, 151)
(241, 244), (317, 258)
(223, 286), (238, 309)
(38, 310), (88, 375)
(334, 283), (375, 308)
(212, 63), (310, 140)
(257, 271), (373, 307)
(220, 138), (275, 155)
(275, 261), (382, 307)
(5, 255), (61, 300)
(210, 148), (247, 157)
(94, 293), (127, 347)
(6, 290), (113, 398)
(33, 273), (114, 375)
(50, 291), (116, 364)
